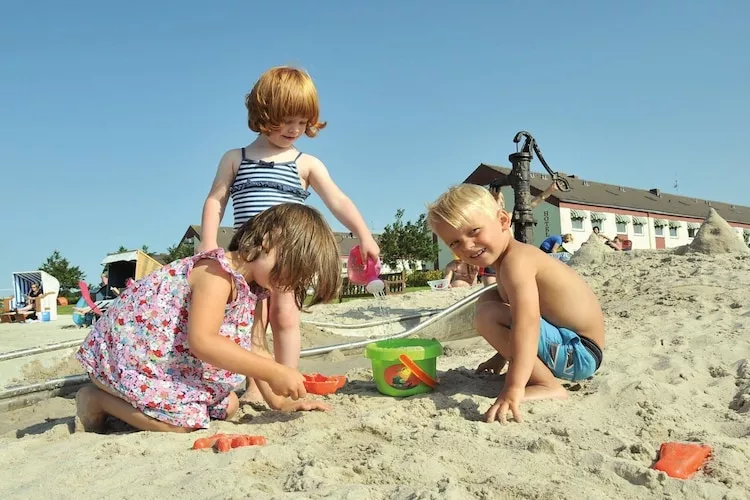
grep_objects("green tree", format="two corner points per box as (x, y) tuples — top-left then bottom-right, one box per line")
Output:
(39, 250), (86, 295)
(165, 241), (194, 263)
(379, 209), (438, 270)
(112, 246), (128, 254)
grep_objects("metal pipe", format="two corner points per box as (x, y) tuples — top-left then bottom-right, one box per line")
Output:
(299, 284), (494, 357)
(0, 339), (83, 361)
(0, 374), (89, 400)
(301, 310), (440, 329)
(3, 312), (442, 364)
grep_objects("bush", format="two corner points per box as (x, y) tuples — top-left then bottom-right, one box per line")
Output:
(406, 270), (444, 287)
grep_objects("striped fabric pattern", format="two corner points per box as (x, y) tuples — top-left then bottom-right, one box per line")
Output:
(570, 209), (588, 219)
(230, 149), (310, 228)
(615, 214), (632, 223)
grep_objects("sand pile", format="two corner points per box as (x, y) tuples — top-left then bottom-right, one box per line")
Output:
(568, 231), (610, 266)
(1, 252), (750, 498)
(676, 208), (750, 255)
(10, 353), (83, 385)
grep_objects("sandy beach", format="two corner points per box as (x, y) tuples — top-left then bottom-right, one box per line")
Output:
(2, 219), (750, 499)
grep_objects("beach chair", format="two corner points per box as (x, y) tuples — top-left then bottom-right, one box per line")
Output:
(0, 271), (60, 323)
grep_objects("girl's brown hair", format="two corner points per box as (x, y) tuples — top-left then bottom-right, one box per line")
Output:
(245, 66), (327, 138)
(228, 204), (341, 308)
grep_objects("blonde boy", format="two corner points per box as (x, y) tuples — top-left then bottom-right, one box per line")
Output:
(427, 184), (604, 424)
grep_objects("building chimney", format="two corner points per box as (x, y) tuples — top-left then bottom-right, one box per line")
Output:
(649, 188), (661, 196)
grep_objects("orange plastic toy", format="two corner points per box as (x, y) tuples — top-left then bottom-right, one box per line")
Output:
(653, 442), (712, 479)
(303, 373), (346, 395)
(192, 433), (266, 453)
(398, 354), (437, 388)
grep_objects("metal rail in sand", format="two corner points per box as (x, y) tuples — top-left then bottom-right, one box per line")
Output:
(0, 340), (84, 362)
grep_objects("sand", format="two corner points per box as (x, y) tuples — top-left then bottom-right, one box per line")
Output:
(2, 220), (750, 498)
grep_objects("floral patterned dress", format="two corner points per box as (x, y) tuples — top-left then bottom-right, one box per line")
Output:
(76, 248), (266, 429)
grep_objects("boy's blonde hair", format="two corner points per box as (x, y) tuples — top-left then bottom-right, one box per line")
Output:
(228, 203), (341, 308)
(427, 184), (504, 230)
(245, 66), (327, 137)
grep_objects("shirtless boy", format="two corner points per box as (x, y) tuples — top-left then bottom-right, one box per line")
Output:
(427, 184), (605, 424)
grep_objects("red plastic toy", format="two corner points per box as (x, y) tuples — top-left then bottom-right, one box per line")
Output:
(653, 442), (712, 479)
(192, 433), (266, 452)
(303, 373), (346, 395)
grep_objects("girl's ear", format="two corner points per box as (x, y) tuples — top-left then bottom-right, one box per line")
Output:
(261, 232), (272, 254)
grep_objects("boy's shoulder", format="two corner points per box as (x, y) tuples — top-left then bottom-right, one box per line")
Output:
(495, 241), (542, 280)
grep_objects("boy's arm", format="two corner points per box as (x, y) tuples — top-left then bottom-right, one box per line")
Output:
(501, 256), (541, 391)
(306, 158), (380, 260)
(484, 254), (540, 423)
(198, 150), (238, 253)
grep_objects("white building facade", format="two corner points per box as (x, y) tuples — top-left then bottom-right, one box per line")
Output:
(558, 204), (750, 252)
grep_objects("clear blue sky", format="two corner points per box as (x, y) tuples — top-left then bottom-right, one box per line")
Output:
(2, 1), (748, 293)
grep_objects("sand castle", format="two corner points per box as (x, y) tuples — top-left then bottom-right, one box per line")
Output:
(676, 208), (750, 255)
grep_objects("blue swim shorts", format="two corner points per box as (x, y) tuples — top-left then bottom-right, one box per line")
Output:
(537, 319), (602, 381)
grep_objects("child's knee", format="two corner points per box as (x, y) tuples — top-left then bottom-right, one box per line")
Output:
(474, 304), (500, 336)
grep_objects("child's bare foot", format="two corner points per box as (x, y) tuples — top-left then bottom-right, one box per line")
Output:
(238, 378), (268, 410)
(476, 353), (508, 375)
(74, 385), (107, 433)
(523, 382), (568, 402)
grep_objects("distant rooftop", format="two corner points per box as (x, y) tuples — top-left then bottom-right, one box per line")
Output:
(465, 164), (750, 225)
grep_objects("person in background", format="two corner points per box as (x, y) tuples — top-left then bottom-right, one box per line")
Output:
(443, 259), (479, 287)
(96, 273), (121, 300)
(15, 282), (45, 316)
(539, 234), (573, 254)
(605, 235), (623, 251)
(593, 227), (622, 251)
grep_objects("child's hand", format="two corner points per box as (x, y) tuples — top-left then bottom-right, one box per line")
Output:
(359, 236), (381, 264)
(475, 353), (508, 375)
(279, 399), (331, 412)
(485, 386), (524, 424)
(268, 365), (307, 400)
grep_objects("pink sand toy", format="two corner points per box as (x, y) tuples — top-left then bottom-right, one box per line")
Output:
(347, 245), (386, 298)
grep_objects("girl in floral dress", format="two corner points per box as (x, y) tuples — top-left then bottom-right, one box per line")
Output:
(75, 203), (342, 433)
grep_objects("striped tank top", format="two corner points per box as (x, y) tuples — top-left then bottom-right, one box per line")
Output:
(229, 148), (311, 228)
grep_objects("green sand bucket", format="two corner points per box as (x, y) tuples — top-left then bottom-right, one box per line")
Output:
(365, 338), (443, 397)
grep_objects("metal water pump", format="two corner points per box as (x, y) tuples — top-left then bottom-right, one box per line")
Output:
(489, 131), (571, 244)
